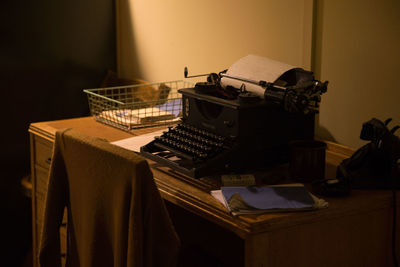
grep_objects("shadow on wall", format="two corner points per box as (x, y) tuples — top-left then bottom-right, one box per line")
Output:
(311, 0), (400, 149)
(315, 124), (336, 143)
(117, 0), (143, 79)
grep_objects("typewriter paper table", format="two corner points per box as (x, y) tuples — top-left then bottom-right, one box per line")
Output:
(29, 117), (399, 267)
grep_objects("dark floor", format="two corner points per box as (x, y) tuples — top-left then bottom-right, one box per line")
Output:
(166, 201), (244, 267)
(0, 167), (33, 267)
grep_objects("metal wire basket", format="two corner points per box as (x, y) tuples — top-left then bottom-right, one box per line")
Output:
(84, 80), (192, 132)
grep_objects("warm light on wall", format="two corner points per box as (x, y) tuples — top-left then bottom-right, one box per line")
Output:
(117, 0), (314, 83)
(116, 0), (400, 148)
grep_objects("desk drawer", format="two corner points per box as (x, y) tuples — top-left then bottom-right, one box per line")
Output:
(60, 222), (67, 255)
(34, 136), (53, 169)
(34, 166), (48, 222)
(34, 167), (47, 257)
(35, 167), (49, 198)
(35, 208), (68, 260)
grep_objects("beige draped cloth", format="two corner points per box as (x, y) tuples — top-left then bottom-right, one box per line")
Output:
(39, 129), (180, 267)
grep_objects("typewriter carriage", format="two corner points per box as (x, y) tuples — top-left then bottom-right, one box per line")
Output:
(141, 60), (327, 178)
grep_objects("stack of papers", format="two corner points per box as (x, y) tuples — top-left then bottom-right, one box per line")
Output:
(99, 99), (182, 127)
(211, 184), (328, 216)
(155, 99), (182, 117)
(101, 107), (175, 125)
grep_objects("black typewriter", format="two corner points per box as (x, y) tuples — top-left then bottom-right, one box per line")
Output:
(141, 65), (328, 178)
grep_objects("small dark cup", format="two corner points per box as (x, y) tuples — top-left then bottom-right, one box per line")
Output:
(289, 140), (327, 183)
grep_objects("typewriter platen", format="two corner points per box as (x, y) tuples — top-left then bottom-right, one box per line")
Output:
(141, 56), (328, 178)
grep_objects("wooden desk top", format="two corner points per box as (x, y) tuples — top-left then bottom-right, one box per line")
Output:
(29, 116), (395, 239)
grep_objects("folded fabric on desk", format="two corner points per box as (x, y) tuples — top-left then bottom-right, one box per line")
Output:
(211, 184), (328, 216)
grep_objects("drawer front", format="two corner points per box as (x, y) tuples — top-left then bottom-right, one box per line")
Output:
(33, 166), (49, 258)
(34, 166), (49, 222)
(34, 136), (53, 169)
(33, 166), (68, 263)
(35, 169), (48, 199)
(60, 222), (67, 255)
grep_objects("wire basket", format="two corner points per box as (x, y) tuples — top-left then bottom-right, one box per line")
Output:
(84, 80), (192, 132)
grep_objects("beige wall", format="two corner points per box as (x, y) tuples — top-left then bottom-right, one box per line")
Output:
(117, 0), (400, 149)
(314, 0), (400, 149)
(117, 0), (314, 82)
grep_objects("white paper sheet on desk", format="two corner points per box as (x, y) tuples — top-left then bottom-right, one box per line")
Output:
(111, 129), (165, 152)
(220, 54), (294, 97)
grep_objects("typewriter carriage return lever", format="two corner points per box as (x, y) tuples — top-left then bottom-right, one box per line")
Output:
(184, 66), (328, 114)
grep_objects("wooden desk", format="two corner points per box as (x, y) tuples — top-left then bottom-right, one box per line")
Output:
(29, 117), (399, 267)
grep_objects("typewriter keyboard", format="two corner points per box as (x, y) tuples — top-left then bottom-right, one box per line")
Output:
(153, 123), (227, 161)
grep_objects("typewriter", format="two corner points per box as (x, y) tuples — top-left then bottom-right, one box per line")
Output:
(141, 55), (328, 178)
